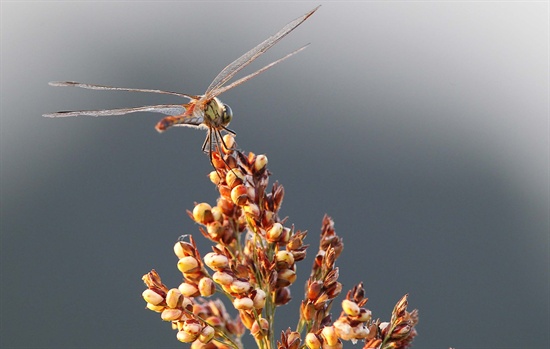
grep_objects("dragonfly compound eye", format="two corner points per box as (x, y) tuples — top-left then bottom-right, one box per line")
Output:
(222, 104), (233, 125)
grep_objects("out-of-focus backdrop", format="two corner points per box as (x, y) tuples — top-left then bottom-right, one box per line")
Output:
(2, 2), (548, 348)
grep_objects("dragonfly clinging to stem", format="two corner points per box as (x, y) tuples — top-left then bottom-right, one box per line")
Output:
(44, 6), (319, 167)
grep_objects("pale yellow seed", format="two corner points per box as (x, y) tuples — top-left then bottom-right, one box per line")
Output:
(166, 288), (182, 309)
(176, 330), (198, 343)
(321, 326), (338, 346)
(245, 202), (260, 216)
(198, 278), (215, 297)
(173, 242), (186, 259)
(233, 297), (254, 310)
(183, 321), (202, 335)
(230, 280), (251, 293)
(276, 250), (295, 266)
(225, 168), (244, 188)
(211, 206), (223, 222)
(192, 203), (213, 224)
(204, 252), (229, 269)
(142, 289), (164, 305)
(253, 289), (267, 309)
(161, 308), (183, 321)
(199, 325), (215, 343)
(254, 154), (268, 171)
(177, 256), (199, 273)
(333, 319), (352, 341)
(278, 268), (297, 284)
(251, 317), (269, 337)
(222, 134), (235, 153)
(342, 299), (360, 317)
(146, 303), (165, 313)
(178, 282), (199, 297)
(267, 222), (284, 241)
(209, 171), (221, 185)
(305, 333), (322, 349)
(212, 271), (233, 285)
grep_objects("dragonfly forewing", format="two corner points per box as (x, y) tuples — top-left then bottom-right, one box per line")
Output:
(43, 105), (186, 118)
(48, 81), (198, 99)
(204, 5), (320, 97)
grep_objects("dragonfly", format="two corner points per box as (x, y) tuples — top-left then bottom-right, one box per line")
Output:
(44, 6), (319, 167)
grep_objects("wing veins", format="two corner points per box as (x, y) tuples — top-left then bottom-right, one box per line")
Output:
(49, 81), (198, 99)
(204, 5), (319, 96)
(43, 104), (185, 118)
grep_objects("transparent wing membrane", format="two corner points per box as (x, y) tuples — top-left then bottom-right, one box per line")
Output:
(204, 5), (319, 96)
(43, 105), (185, 118)
(48, 81), (198, 99)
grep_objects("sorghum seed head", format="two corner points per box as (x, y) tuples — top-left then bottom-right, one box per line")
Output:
(342, 299), (360, 317)
(321, 326), (338, 346)
(161, 308), (183, 321)
(254, 154), (268, 172)
(198, 278), (215, 297)
(252, 289), (267, 309)
(142, 289), (164, 305)
(305, 333), (322, 349)
(193, 203), (214, 224)
(225, 168), (244, 188)
(166, 288), (183, 309)
(204, 252), (229, 270)
(230, 184), (248, 206)
(212, 271), (233, 285)
(178, 282), (199, 297)
(233, 297), (254, 310)
(177, 256), (199, 273)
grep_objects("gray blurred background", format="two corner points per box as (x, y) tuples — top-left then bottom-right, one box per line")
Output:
(2, 1), (548, 348)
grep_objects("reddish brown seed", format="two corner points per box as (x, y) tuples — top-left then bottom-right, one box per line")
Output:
(230, 184), (248, 206)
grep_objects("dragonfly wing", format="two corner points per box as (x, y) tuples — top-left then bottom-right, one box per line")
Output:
(49, 81), (198, 99)
(43, 104), (186, 118)
(204, 5), (319, 97)
(210, 44), (309, 97)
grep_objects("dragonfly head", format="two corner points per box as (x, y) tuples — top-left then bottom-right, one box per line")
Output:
(204, 97), (233, 128)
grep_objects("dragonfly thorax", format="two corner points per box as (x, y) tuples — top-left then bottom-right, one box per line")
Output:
(203, 97), (233, 129)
